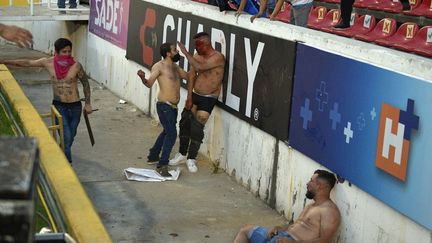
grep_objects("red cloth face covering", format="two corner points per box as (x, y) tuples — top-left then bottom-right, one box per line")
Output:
(54, 54), (76, 80)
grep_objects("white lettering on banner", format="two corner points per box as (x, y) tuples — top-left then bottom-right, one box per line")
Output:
(244, 38), (265, 118)
(226, 33), (240, 112)
(94, 0), (120, 34)
(382, 118), (405, 165)
(211, 28), (226, 102)
(162, 14), (175, 46)
(160, 14), (266, 118)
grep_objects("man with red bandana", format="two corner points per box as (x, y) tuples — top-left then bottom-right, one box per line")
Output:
(1, 38), (92, 163)
(169, 32), (225, 173)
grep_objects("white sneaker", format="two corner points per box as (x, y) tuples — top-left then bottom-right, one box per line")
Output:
(169, 152), (186, 166)
(186, 159), (198, 173)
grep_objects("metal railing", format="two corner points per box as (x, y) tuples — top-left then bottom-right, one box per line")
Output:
(40, 105), (64, 152)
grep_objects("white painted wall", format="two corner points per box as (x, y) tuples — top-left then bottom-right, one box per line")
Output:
(15, 0), (432, 241)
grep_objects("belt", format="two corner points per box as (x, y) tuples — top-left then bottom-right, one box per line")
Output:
(157, 101), (178, 109)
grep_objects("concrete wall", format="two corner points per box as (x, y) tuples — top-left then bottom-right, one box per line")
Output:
(13, 0), (432, 241)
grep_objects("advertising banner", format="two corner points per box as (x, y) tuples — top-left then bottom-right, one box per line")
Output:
(89, 0), (130, 49)
(126, 0), (296, 140)
(289, 43), (432, 230)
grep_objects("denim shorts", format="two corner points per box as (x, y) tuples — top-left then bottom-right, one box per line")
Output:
(248, 226), (296, 243)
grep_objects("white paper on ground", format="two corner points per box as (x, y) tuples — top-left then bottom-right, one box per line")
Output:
(124, 167), (181, 182)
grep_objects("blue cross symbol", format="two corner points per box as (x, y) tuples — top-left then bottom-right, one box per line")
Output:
(315, 82), (328, 112)
(370, 107), (376, 120)
(344, 122), (353, 144)
(399, 99), (419, 140)
(329, 103), (341, 130)
(300, 98), (313, 130)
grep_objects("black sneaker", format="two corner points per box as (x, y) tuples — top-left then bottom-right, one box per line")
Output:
(147, 156), (159, 165)
(156, 165), (171, 177)
(333, 23), (350, 29)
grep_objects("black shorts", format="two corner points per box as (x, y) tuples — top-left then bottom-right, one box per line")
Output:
(192, 92), (218, 114)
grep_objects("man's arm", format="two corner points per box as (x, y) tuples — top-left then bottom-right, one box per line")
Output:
(137, 64), (160, 88)
(250, 0), (268, 22)
(269, 0), (284, 20)
(177, 42), (224, 72)
(235, 0), (248, 17)
(77, 63), (93, 114)
(0, 23), (33, 48)
(184, 65), (197, 109)
(0, 57), (47, 67)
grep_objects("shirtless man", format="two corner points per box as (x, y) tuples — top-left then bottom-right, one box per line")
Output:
(0, 23), (33, 48)
(233, 170), (341, 243)
(169, 32), (225, 173)
(137, 42), (189, 177)
(0, 38), (92, 163)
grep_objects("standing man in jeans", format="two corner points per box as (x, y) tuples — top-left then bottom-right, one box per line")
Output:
(1, 38), (93, 163)
(137, 42), (190, 177)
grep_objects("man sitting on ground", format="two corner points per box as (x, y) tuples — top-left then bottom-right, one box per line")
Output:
(233, 170), (341, 243)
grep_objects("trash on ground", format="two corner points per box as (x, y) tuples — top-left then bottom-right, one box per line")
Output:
(124, 167), (181, 182)
(118, 99), (127, 104)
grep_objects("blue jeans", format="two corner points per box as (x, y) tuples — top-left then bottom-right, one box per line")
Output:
(53, 100), (82, 163)
(290, 2), (313, 27)
(248, 226), (296, 243)
(148, 102), (178, 166)
(58, 0), (76, 9)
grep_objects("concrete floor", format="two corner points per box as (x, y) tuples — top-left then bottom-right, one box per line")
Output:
(1, 44), (287, 243)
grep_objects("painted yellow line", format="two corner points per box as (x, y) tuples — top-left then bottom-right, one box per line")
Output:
(0, 65), (112, 243)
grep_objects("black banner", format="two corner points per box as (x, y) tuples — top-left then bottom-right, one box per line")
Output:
(126, 0), (296, 140)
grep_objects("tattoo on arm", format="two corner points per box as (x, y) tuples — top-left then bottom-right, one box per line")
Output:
(78, 64), (91, 104)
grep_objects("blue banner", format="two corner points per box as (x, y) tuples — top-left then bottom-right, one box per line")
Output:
(289, 43), (432, 230)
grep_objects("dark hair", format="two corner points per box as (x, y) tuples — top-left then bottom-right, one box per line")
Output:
(193, 32), (210, 40)
(314, 170), (337, 189)
(54, 38), (72, 53)
(160, 42), (173, 59)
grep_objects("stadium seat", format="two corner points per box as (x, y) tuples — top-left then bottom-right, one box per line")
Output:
(375, 22), (419, 47)
(307, 6), (327, 29)
(318, 9), (342, 32)
(401, 0), (422, 13)
(381, 0), (404, 12)
(332, 14), (376, 37)
(331, 13), (358, 35)
(275, 1), (291, 23)
(354, 18), (397, 42)
(393, 26), (432, 57)
(404, 0), (432, 17)
(354, 0), (380, 8)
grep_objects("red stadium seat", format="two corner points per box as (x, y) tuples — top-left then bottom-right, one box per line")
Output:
(375, 22), (419, 47)
(354, 18), (397, 42)
(275, 1), (291, 23)
(307, 6), (327, 29)
(404, 0), (432, 17)
(381, 0), (404, 12)
(354, 0), (380, 8)
(318, 9), (342, 32)
(393, 26), (432, 57)
(332, 14), (376, 37)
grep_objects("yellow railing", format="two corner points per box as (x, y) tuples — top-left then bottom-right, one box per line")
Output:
(0, 64), (113, 243)
(40, 105), (65, 152)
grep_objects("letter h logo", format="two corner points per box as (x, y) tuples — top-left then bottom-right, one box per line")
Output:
(375, 99), (419, 181)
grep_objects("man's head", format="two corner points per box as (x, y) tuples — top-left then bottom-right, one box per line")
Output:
(306, 170), (337, 200)
(54, 38), (72, 56)
(160, 42), (180, 62)
(193, 32), (211, 55)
